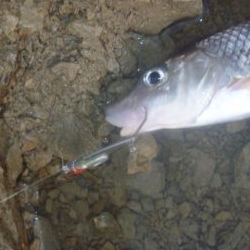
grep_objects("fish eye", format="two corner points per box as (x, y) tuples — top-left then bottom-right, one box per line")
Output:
(143, 68), (166, 87)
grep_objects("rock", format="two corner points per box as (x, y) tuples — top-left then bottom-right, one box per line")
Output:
(126, 161), (165, 198)
(107, 186), (127, 207)
(93, 212), (120, 236)
(127, 134), (158, 174)
(48, 189), (59, 199)
(220, 222), (250, 250)
(141, 197), (154, 212)
(188, 149), (215, 187)
(226, 121), (246, 133)
(6, 141), (23, 184)
(73, 200), (90, 220)
(127, 201), (142, 213)
(207, 226), (216, 246)
(20, 0), (48, 33)
(45, 198), (54, 214)
(33, 216), (60, 250)
(101, 241), (115, 250)
(234, 143), (250, 189)
(214, 211), (231, 222)
(180, 219), (199, 240)
(58, 182), (88, 201)
(52, 62), (80, 82)
(117, 209), (136, 240)
(1, 11), (19, 42)
(30, 237), (40, 250)
(24, 148), (52, 172)
(178, 202), (192, 219)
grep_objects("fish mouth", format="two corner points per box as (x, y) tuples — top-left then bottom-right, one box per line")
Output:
(105, 104), (146, 136)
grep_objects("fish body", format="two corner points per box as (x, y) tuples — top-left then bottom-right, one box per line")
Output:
(105, 22), (250, 136)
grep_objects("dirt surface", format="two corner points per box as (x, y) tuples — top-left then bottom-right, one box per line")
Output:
(0, 0), (250, 249)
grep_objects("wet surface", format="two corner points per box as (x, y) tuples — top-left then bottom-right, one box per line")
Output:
(0, 0), (250, 249)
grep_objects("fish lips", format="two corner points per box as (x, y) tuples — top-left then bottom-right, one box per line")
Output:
(105, 103), (146, 136)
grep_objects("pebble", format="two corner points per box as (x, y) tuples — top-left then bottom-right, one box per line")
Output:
(141, 197), (154, 212)
(126, 161), (165, 198)
(117, 209), (136, 240)
(127, 201), (142, 213)
(178, 202), (192, 219)
(73, 200), (90, 220)
(101, 241), (115, 250)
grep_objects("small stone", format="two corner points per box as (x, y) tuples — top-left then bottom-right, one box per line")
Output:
(117, 209), (136, 240)
(65, 237), (77, 248)
(24, 78), (36, 90)
(127, 201), (142, 213)
(88, 191), (99, 205)
(69, 208), (77, 220)
(210, 173), (222, 188)
(24, 148), (52, 172)
(178, 202), (192, 219)
(73, 200), (90, 220)
(226, 121), (246, 133)
(127, 134), (158, 174)
(52, 62), (80, 82)
(188, 149), (215, 187)
(92, 200), (106, 214)
(94, 212), (120, 236)
(207, 226), (216, 246)
(48, 189), (59, 199)
(101, 241), (115, 250)
(166, 209), (177, 220)
(30, 237), (40, 250)
(126, 161), (165, 198)
(141, 197), (154, 212)
(6, 142), (23, 184)
(45, 199), (54, 214)
(215, 211), (231, 222)
(59, 193), (67, 203)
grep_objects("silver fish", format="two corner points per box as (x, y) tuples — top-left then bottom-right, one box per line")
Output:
(105, 21), (250, 136)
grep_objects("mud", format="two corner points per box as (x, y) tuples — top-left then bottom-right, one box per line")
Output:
(0, 0), (250, 249)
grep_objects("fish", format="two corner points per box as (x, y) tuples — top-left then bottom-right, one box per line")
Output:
(105, 21), (250, 136)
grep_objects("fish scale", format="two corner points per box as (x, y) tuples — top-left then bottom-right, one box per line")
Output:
(198, 21), (250, 76)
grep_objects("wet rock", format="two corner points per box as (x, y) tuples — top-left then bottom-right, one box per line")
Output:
(94, 212), (120, 236)
(20, 0), (48, 33)
(126, 161), (165, 198)
(24, 148), (52, 172)
(52, 62), (80, 82)
(58, 182), (88, 201)
(30, 237), (40, 250)
(107, 186), (127, 207)
(178, 202), (192, 219)
(180, 219), (199, 240)
(33, 215), (60, 250)
(6, 141), (23, 184)
(127, 134), (158, 174)
(141, 197), (154, 212)
(220, 222), (250, 250)
(109, 0), (202, 34)
(73, 200), (90, 220)
(45, 198), (54, 214)
(188, 149), (215, 187)
(101, 241), (115, 250)
(214, 211), (231, 222)
(226, 121), (246, 133)
(127, 201), (143, 214)
(207, 226), (216, 247)
(234, 143), (250, 189)
(92, 200), (106, 215)
(1, 10), (19, 42)
(117, 208), (136, 240)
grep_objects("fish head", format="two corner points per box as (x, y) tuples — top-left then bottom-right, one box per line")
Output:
(105, 51), (222, 136)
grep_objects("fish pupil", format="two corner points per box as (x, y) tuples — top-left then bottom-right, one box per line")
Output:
(148, 71), (161, 85)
